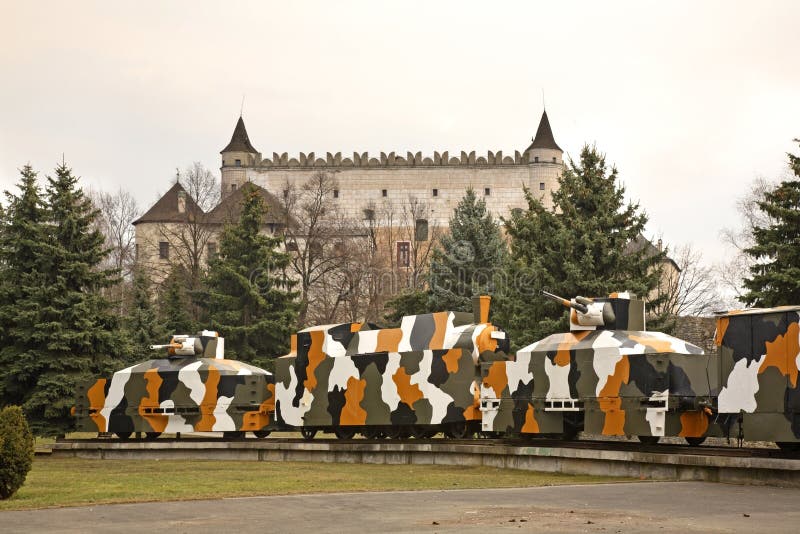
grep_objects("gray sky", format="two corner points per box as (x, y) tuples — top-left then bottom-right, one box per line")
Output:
(1, 0), (798, 270)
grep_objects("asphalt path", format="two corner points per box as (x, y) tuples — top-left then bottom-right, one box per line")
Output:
(3, 481), (799, 533)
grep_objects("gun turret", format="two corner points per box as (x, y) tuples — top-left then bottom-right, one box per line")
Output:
(542, 290), (617, 331)
(149, 331), (225, 359)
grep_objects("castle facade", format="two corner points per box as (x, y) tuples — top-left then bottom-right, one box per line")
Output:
(219, 111), (565, 227)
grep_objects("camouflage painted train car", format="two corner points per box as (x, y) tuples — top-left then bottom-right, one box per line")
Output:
(274, 296), (511, 439)
(74, 331), (275, 439)
(714, 306), (800, 449)
(480, 292), (715, 444)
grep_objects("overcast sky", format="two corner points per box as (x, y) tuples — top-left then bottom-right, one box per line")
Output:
(1, 1), (798, 271)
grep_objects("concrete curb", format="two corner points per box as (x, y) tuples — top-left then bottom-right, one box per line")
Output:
(50, 440), (800, 487)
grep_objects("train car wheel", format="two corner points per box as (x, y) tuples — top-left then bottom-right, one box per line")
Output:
(361, 427), (381, 439)
(115, 432), (132, 440)
(410, 425), (428, 439)
(300, 428), (317, 441)
(384, 427), (401, 439)
(685, 436), (706, 446)
(637, 435), (660, 445)
(777, 442), (800, 452)
(334, 427), (356, 440)
(143, 432), (162, 440)
(253, 430), (271, 438)
(445, 421), (473, 439)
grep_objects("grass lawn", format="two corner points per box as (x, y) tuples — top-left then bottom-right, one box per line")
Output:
(0, 457), (630, 511)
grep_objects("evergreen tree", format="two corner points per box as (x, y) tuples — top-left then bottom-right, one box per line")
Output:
(26, 164), (119, 435)
(195, 183), (297, 368)
(0, 166), (51, 408)
(157, 266), (196, 335)
(1, 164), (119, 435)
(383, 288), (430, 326)
(494, 145), (663, 347)
(124, 269), (166, 364)
(427, 188), (507, 312)
(742, 141), (800, 306)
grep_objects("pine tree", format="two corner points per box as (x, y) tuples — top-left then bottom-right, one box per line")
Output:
(22, 164), (120, 435)
(427, 188), (507, 312)
(383, 289), (430, 326)
(195, 183), (298, 367)
(494, 145), (663, 347)
(742, 141), (800, 306)
(0, 166), (51, 408)
(157, 266), (196, 335)
(124, 269), (166, 364)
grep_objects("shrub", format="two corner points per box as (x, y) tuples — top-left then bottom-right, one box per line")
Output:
(0, 405), (35, 500)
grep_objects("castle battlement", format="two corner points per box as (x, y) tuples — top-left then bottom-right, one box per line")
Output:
(250, 149), (560, 170)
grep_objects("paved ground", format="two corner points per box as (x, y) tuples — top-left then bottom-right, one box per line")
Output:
(3, 482), (800, 533)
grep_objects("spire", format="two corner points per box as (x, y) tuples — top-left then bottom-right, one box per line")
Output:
(527, 110), (562, 152)
(220, 116), (258, 154)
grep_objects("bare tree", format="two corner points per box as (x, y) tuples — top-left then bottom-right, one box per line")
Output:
(280, 171), (350, 326)
(717, 177), (777, 304)
(155, 163), (220, 292)
(651, 244), (725, 318)
(92, 188), (141, 277)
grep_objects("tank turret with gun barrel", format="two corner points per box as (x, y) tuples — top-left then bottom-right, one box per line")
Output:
(480, 291), (716, 445)
(74, 331), (276, 439)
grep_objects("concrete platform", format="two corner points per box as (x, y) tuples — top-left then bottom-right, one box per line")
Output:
(3, 482), (800, 533)
(50, 439), (800, 487)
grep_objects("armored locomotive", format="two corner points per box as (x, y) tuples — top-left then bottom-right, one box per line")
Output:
(274, 296), (510, 439)
(74, 331), (275, 439)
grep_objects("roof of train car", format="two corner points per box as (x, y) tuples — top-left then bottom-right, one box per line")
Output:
(518, 329), (704, 356)
(716, 305), (800, 317)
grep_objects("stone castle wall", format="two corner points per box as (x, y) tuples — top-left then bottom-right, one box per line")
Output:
(222, 148), (563, 225)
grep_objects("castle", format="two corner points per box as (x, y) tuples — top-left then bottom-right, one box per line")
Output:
(219, 111), (564, 226)
(134, 111), (565, 286)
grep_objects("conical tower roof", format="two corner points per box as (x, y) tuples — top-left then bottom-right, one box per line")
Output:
(220, 116), (258, 154)
(526, 110), (562, 152)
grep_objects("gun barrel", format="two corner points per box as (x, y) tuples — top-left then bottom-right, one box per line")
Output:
(541, 290), (588, 314)
(150, 343), (181, 350)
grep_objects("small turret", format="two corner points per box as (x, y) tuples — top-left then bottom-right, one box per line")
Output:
(150, 330), (225, 359)
(220, 116), (261, 195)
(525, 110), (563, 165)
(542, 290), (645, 331)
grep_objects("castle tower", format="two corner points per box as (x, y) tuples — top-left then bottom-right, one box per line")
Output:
(220, 116), (261, 195)
(525, 110), (563, 166)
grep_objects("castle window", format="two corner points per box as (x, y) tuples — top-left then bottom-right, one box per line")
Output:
(484, 187), (491, 196)
(363, 208), (375, 221)
(382, 189), (387, 197)
(267, 223), (276, 234)
(333, 189), (339, 199)
(159, 241), (169, 260)
(235, 159), (241, 167)
(396, 241), (411, 267)
(285, 240), (299, 252)
(539, 182), (545, 190)
(231, 183), (237, 191)
(552, 157), (557, 163)
(534, 156), (539, 163)
(415, 219), (428, 242)
(283, 189), (289, 198)
(207, 242), (217, 259)
(432, 188), (438, 197)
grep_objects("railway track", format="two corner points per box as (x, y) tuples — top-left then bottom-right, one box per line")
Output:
(55, 435), (800, 460)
